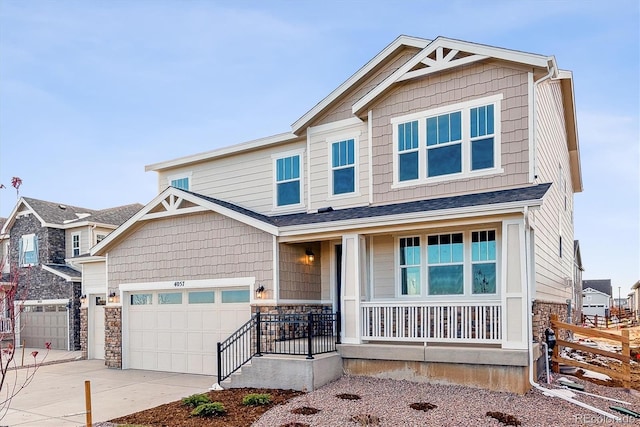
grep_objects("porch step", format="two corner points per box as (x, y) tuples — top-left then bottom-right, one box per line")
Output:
(221, 353), (343, 391)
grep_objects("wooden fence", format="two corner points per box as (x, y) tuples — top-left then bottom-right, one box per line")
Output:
(582, 311), (636, 329)
(551, 314), (631, 389)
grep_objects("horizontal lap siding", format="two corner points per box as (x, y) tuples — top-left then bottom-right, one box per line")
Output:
(82, 262), (106, 293)
(107, 212), (273, 289)
(157, 140), (306, 214)
(532, 80), (574, 302)
(371, 62), (531, 204)
(371, 235), (395, 298)
(309, 122), (369, 209)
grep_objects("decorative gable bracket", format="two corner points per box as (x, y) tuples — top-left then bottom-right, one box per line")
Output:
(397, 47), (488, 82)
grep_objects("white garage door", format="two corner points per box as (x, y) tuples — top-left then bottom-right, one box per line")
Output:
(127, 288), (251, 375)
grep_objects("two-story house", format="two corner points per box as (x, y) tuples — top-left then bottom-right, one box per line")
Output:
(89, 35), (582, 393)
(0, 198), (141, 350)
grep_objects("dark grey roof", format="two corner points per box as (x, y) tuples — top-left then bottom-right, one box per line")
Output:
(583, 279), (612, 296)
(44, 264), (81, 281)
(186, 183), (551, 227)
(22, 197), (143, 227)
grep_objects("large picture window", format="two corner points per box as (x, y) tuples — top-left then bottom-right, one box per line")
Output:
(396, 229), (498, 297)
(427, 233), (464, 295)
(393, 94), (502, 185)
(331, 138), (355, 195)
(275, 154), (302, 207)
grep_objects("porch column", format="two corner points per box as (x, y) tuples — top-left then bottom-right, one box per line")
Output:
(341, 234), (362, 344)
(501, 219), (528, 349)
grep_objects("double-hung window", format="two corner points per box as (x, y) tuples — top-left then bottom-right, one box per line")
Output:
(393, 94), (502, 185)
(19, 234), (38, 266)
(398, 121), (419, 181)
(72, 233), (81, 257)
(275, 153), (302, 207)
(399, 237), (421, 296)
(331, 138), (356, 195)
(426, 111), (462, 177)
(471, 230), (496, 294)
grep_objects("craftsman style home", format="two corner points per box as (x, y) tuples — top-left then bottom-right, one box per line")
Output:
(0, 198), (141, 350)
(88, 35), (581, 393)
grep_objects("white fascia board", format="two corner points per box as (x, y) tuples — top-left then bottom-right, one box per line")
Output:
(278, 199), (544, 238)
(67, 255), (105, 264)
(145, 132), (299, 172)
(556, 70), (583, 193)
(119, 277), (255, 292)
(1, 198), (46, 233)
(42, 264), (80, 282)
(353, 36), (551, 115)
(23, 298), (69, 306)
(291, 35), (431, 134)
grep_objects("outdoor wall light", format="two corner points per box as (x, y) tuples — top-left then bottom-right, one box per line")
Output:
(255, 285), (265, 299)
(305, 249), (315, 263)
(80, 295), (87, 305)
(108, 292), (119, 304)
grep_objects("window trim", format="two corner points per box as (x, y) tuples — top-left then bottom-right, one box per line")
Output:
(71, 232), (81, 257)
(19, 233), (38, 267)
(167, 172), (192, 191)
(391, 94), (504, 188)
(272, 149), (305, 212)
(327, 132), (360, 199)
(394, 228), (500, 299)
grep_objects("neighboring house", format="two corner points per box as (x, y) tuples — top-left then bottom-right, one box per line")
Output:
(0, 198), (141, 350)
(631, 280), (640, 319)
(88, 35), (582, 394)
(582, 287), (611, 317)
(571, 240), (584, 323)
(582, 279), (612, 297)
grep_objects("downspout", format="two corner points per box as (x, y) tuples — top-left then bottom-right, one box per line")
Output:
(524, 208), (620, 420)
(531, 60), (556, 182)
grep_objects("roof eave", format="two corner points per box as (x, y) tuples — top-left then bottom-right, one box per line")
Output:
(145, 132), (299, 172)
(278, 198), (544, 238)
(557, 70), (583, 193)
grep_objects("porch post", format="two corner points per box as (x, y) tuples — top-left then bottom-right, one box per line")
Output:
(341, 234), (362, 344)
(501, 219), (528, 349)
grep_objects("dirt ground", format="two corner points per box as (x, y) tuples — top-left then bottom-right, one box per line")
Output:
(110, 387), (303, 427)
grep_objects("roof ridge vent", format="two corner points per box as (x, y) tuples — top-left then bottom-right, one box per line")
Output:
(59, 205), (67, 209)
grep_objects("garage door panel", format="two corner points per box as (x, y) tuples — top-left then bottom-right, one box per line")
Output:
(128, 288), (250, 375)
(21, 307), (67, 350)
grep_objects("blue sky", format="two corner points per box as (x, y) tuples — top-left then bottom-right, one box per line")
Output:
(0, 1), (638, 293)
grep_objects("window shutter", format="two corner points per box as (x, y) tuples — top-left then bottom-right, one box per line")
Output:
(18, 239), (23, 266)
(33, 235), (39, 265)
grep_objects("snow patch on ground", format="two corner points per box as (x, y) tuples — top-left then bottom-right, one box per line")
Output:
(581, 369), (612, 381)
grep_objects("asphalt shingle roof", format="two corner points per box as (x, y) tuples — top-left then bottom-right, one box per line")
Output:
(583, 279), (612, 296)
(22, 198), (143, 226)
(186, 183), (552, 228)
(44, 264), (81, 281)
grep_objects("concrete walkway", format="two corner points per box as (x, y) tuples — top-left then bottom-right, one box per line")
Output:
(1, 358), (216, 426)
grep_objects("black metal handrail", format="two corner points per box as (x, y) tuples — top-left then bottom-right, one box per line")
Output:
(217, 311), (340, 383)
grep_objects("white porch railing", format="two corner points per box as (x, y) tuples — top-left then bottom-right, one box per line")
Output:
(0, 317), (12, 334)
(361, 301), (502, 344)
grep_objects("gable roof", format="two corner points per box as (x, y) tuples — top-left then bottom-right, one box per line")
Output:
(582, 287), (611, 298)
(1, 197), (143, 233)
(582, 279), (612, 296)
(94, 183), (551, 254)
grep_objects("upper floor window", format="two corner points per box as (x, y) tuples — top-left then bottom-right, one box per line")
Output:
(274, 153), (302, 207)
(331, 138), (356, 195)
(19, 234), (38, 267)
(392, 94), (502, 186)
(171, 177), (189, 191)
(72, 233), (81, 257)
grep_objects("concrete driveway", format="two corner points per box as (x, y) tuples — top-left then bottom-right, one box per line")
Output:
(1, 358), (216, 426)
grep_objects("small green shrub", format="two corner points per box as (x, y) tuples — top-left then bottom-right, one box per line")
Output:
(191, 402), (226, 417)
(242, 393), (272, 406)
(181, 393), (211, 408)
